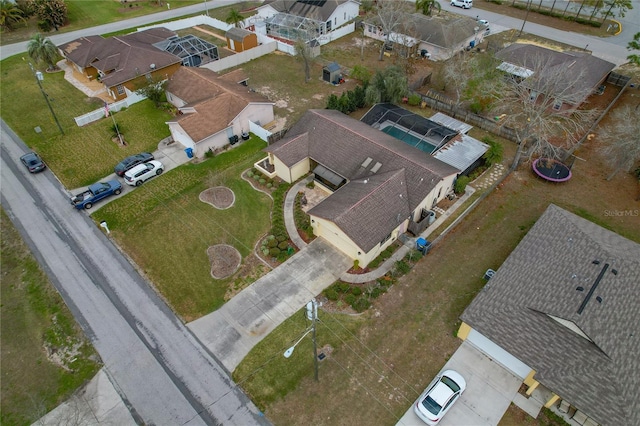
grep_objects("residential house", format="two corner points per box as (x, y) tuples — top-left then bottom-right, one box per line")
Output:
(165, 67), (274, 158)
(225, 27), (258, 52)
(263, 109), (458, 266)
(495, 43), (615, 111)
(58, 28), (182, 101)
(363, 13), (482, 60)
(458, 204), (640, 426)
(255, 0), (359, 42)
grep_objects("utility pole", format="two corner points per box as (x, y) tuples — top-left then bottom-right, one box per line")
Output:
(519, 0), (533, 38)
(28, 62), (64, 135)
(306, 299), (319, 382)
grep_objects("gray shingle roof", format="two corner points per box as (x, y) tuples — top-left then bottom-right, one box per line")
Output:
(461, 204), (640, 426)
(265, 109), (457, 252)
(263, 0), (347, 21)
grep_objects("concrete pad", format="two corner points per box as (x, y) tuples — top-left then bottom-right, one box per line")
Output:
(396, 341), (521, 426)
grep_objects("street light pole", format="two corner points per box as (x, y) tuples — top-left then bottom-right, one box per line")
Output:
(28, 62), (64, 135)
(283, 299), (320, 382)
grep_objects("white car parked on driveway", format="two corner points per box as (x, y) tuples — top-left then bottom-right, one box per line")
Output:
(124, 160), (164, 186)
(414, 369), (466, 425)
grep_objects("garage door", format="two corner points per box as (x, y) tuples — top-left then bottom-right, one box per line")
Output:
(466, 330), (532, 379)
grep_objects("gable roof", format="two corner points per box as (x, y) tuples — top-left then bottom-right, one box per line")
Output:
(166, 67), (272, 143)
(495, 43), (615, 104)
(226, 27), (254, 41)
(59, 28), (182, 87)
(262, 0), (349, 21)
(409, 14), (478, 49)
(461, 204), (640, 426)
(265, 109), (458, 251)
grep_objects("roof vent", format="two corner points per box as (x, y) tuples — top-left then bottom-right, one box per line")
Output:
(576, 286), (584, 292)
(596, 296), (603, 303)
(611, 269), (618, 275)
(592, 259), (600, 265)
(370, 162), (382, 173)
(150, 63), (156, 69)
(361, 157), (373, 168)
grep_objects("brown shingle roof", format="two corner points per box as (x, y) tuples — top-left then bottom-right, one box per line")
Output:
(461, 204), (640, 426)
(59, 28), (181, 87)
(266, 109), (458, 251)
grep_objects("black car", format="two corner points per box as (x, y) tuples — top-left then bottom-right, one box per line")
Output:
(20, 152), (46, 173)
(114, 152), (154, 177)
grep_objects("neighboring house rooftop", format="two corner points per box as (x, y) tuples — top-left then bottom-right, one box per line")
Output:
(59, 28), (181, 87)
(265, 109), (458, 251)
(166, 67), (272, 142)
(461, 204), (640, 426)
(495, 43), (615, 104)
(433, 134), (488, 173)
(262, 0), (348, 21)
(409, 13), (478, 49)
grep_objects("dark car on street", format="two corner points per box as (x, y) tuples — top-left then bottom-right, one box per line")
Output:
(114, 152), (154, 177)
(20, 152), (46, 173)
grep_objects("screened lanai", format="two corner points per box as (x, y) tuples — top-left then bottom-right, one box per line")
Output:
(161, 35), (219, 67)
(265, 12), (327, 42)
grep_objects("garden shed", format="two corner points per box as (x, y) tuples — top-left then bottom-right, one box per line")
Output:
(225, 27), (258, 53)
(323, 62), (342, 84)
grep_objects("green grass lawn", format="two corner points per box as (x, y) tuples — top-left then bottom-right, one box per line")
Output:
(0, 0), (203, 46)
(0, 55), (171, 188)
(1, 209), (101, 426)
(92, 138), (273, 321)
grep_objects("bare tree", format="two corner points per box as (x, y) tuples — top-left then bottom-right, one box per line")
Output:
(374, 0), (410, 61)
(492, 53), (599, 169)
(294, 13), (322, 83)
(598, 106), (640, 180)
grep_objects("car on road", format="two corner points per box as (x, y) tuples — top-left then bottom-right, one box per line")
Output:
(414, 369), (466, 425)
(451, 0), (473, 9)
(20, 151), (46, 173)
(478, 19), (489, 26)
(123, 160), (164, 186)
(114, 152), (154, 177)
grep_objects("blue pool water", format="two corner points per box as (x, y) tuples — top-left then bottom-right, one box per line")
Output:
(382, 126), (436, 153)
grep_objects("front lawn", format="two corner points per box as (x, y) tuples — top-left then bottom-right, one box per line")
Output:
(0, 55), (171, 188)
(93, 138), (273, 321)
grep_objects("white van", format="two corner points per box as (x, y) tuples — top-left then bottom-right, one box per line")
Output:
(451, 0), (473, 9)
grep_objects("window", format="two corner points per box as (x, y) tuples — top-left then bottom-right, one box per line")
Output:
(344, 12), (346, 20)
(334, 17), (337, 26)
(116, 85), (125, 95)
(552, 99), (563, 110)
(380, 232), (392, 246)
(529, 90), (538, 102)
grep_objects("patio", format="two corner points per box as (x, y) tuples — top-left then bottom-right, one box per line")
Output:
(57, 60), (110, 102)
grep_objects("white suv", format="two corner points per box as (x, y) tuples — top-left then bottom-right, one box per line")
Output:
(451, 0), (472, 8)
(124, 160), (164, 186)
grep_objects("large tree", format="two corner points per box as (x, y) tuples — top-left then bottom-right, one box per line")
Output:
(415, 0), (441, 16)
(225, 8), (244, 28)
(364, 65), (408, 105)
(30, 0), (67, 31)
(27, 33), (59, 71)
(0, 0), (25, 31)
(598, 106), (640, 180)
(600, 0), (632, 25)
(492, 53), (599, 169)
(627, 32), (640, 65)
(374, 0), (409, 61)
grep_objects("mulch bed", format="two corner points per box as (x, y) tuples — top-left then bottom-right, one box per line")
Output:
(199, 186), (235, 209)
(207, 244), (241, 279)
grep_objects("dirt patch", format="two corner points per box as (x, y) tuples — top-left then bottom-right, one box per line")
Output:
(199, 186), (235, 209)
(207, 244), (241, 279)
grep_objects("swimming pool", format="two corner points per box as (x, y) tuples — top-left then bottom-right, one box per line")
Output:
(382, 125), (437, 154)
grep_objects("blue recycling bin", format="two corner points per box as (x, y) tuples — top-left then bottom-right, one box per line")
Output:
(185, 147), (193, 158)
(416, 237), (430, 254)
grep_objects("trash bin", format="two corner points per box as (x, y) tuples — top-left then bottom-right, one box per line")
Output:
(416, 238), (431, 255)
(185, 147), (193, 158)
(484, 269), (496, 280)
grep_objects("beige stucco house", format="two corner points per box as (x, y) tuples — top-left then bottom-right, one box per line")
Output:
(458, 204), (640, 426)
(262, 109), (458, 267)
(165, 67), (274, 158)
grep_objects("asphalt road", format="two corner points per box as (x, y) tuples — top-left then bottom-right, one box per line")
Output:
(0, 119), (270, 425)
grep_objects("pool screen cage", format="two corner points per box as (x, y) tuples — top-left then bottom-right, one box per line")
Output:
(265, 13), (326, 42)
(361, 103), (458, 153)
(162, 35), (219, 67)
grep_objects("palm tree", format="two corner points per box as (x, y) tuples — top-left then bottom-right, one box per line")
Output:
(0, 0), (25, 31)
(27, 33), (59, 71)
(415, 0), (441, 16)
(225, 9), (244, 28)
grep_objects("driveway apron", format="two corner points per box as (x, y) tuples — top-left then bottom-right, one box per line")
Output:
(189, 238), (352, 372)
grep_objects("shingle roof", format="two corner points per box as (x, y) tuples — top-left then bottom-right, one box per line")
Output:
(409, 14), (478, 49)
(265, 109), (458, 251)
(495, 43), (615, 104)
(263, 0), (348, 21)
(226, 27), (253, 41)
(461, 204), (640, 426)
(166, 67), (272, 143)
(59, 28), (181, 87)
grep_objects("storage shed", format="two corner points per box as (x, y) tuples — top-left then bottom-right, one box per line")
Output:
(225, 27), (258, 53)
(322, 62), (342, 84)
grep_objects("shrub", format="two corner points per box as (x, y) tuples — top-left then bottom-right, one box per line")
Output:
(268, 239), (278, 248)
(352, 298), (371, 312)
(306, 181), (315, 189)
(278, 241), (289, 250)
(351, 286), (363, 296)
(269, 248), (281, 257)
(262, 247), (269, 255)
(395, 260), (411, 275)
(352, 259), (359, 270)
(454, 176), (470, 194)
(339, 282), (351, 293)
(345, 293), (356, 305)
(253, 175), (260, 180)
(370, 287), (382, 299)
(350, 65), (371, 86)
(482, 138), (504, 166)
(259, 178), (266, 184)
(324, 289), (339, 301)
(407, 94), (421, 106)
(247, 170), (254, 178)
(276, 234), (287, 243)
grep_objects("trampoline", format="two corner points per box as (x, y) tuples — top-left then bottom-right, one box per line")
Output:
(532, 158), (572, 182)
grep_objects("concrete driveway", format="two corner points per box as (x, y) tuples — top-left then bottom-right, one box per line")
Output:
(396, 341), (522, 426)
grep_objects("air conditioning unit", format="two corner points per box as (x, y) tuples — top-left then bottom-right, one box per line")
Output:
(229, 135), (239, 145)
